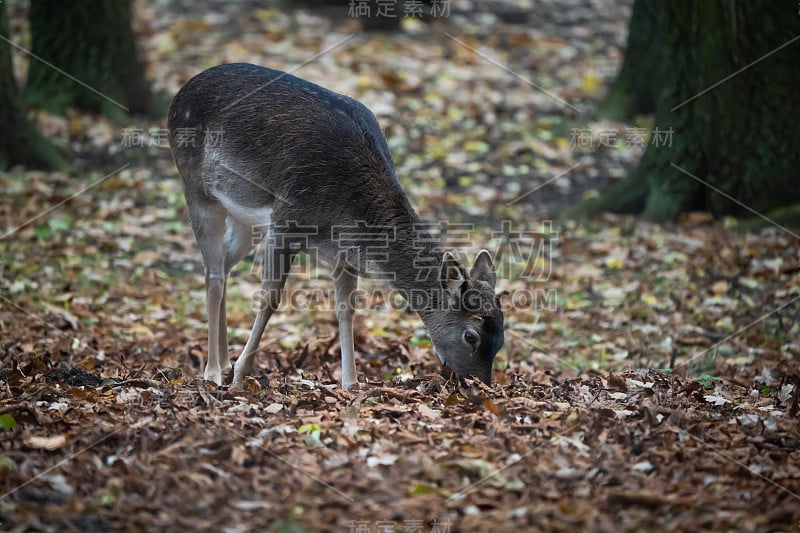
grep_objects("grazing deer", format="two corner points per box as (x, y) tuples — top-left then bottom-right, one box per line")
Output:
(167, 63), (504, 389)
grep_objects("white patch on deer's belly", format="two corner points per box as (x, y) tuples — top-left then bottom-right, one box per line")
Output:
(214, 191), (273, 228)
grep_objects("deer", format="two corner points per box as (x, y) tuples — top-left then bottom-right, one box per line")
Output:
(167, 63), (504, 390)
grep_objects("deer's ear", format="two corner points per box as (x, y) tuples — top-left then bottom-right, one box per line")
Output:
(470, 249), (497, 288)
(440, 252), (467, 302)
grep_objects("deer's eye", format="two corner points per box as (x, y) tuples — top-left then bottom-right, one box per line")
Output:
(464, 330), (479, 345)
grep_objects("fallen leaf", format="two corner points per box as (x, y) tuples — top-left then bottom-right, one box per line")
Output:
(418, 404), (440, 420)
(24, 434), (68, 450)
(264, 403), (284, 414)
(483, 399), (502, 416)
(703, 395), (731, 406)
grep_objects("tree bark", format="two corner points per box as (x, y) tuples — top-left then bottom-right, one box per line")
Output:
(584, 0), (800, 222)
(597, 0), (661, 120)
(0, 2), (64, 169)
(25, 0), (151, 117)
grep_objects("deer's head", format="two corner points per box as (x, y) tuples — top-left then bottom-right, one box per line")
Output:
(422, 250), (504, 385)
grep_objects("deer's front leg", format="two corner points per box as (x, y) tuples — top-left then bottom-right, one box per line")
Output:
(335, 270), (358, 390)
(232, 237), (294, 385)
(217, 281), (231, 379)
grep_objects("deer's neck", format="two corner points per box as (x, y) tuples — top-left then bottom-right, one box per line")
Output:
(375, 207), (444, 315)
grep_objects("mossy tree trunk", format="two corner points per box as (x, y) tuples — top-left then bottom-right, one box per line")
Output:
(596, 0), (661, 120)
(25, 0), (151, 117)
(0, 2), (64, 169)
(583, 0), (800, 222)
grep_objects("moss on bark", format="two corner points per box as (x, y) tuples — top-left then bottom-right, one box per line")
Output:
(582, 0), (800, 223)
(25, 0), (151, 117)
(0, 2), (66, 170)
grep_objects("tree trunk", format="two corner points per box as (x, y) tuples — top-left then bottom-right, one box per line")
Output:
(0, 2), (64, 169)
(584, 0), (800, 222)
(25, 0), (151, 117)
(597, 0), (662, 120)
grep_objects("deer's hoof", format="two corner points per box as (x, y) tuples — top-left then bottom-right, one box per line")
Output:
(342, 380), (361, 391)
(203, 368), (223, 386)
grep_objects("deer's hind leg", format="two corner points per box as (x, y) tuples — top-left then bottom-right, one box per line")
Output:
(216, 217), (253, 380)
(186, 199), (229, 385)
(232, 222), (295, 384)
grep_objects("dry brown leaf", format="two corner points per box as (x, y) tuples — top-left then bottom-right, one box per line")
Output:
(24, 434), (68, 450)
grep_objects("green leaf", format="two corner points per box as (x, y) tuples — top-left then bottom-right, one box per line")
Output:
(35, 225), (51, 240)
(410, 336), (432, 347)
(463, 140), (490, 153)
(0, 414), (16, 431)
(409, 483), (436, 495)
(693, 374), (724, 389)
(0, 455), (17, 470)
(505, 478), (526, 490)
(298, 423), (321, 446)
(48, 217), (71, 232)
(372, 327), (389, 338)
(297, 423), (320, 434)
(303, 431), (321, 446)
(441, 459), (494, 478)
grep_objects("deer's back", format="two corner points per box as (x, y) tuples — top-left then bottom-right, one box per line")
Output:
(168, 63), (408, 229)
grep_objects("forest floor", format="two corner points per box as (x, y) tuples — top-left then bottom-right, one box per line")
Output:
(1, 1), (799, 532)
